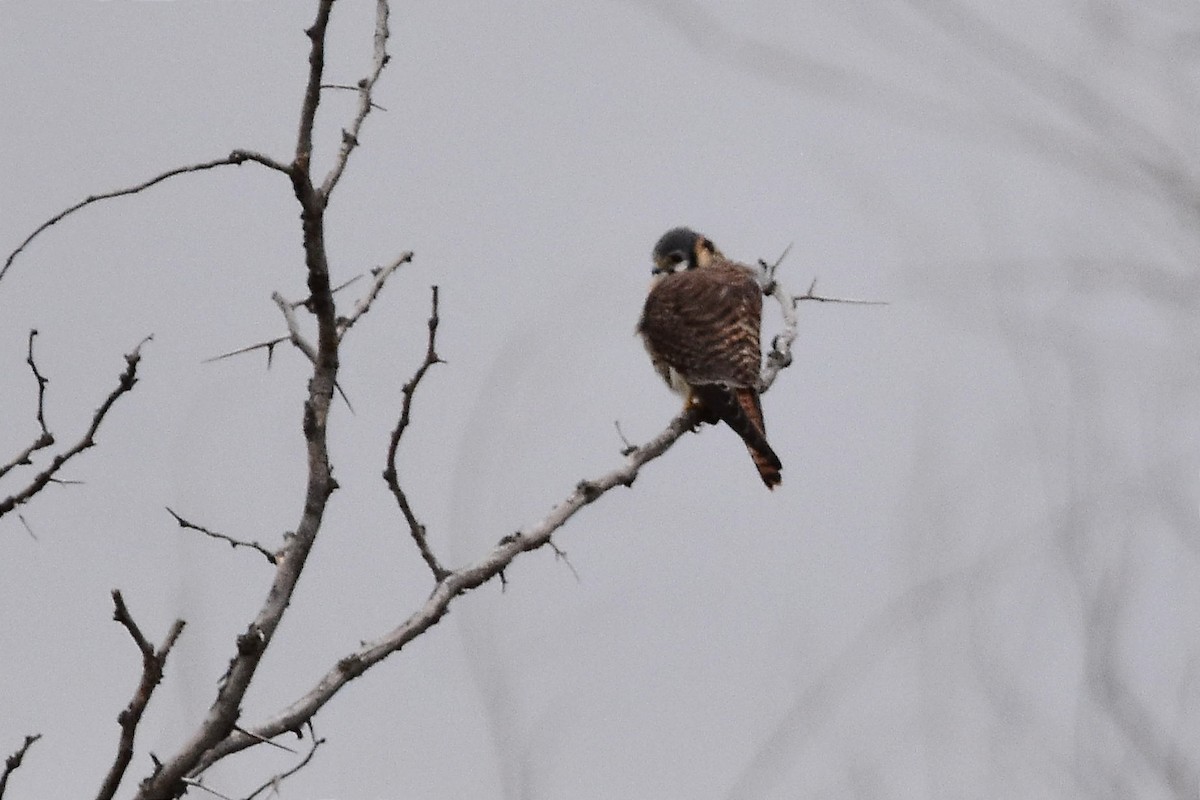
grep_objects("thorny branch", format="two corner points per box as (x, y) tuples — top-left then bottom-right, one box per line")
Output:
(96, 591), (186, 800)
(0, 337), (151, 520)
(0, 331), (53, 482)
(165, 507), (277, 565)
(384, 286), (448, 580)
(0, 735), (41, 800)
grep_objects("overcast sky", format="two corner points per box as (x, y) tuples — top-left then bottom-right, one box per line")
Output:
(2, 2), (1199, 799)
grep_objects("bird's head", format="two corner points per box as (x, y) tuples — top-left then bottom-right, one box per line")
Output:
(651, 227), (721, 275)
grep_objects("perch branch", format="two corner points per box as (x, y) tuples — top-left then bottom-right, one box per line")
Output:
(165, 508), (277, 565)
(96, 591), (187, 800)
(383, 286), (447, 580)
(0, 337), (150, 520)
(2, 151), (288, 284)
(0, 734), (41, 800)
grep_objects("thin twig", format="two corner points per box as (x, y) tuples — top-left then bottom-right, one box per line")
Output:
(166, 508), (277, 565)
(0, 337), (151, 520)
(0, 331), (55, 481)
(613, 421), (637, 456)
(0, 734), (41, 800)
(546, 538), (582, 583)
(337, 251), (413, 341)
(384, 286), (448, 580)
(97, 591), (186, 800)
(241, 722), (325, 800)
(25, 330), (50, 437)
(320, 0), (392, 198)
(2, 151), (288, 284)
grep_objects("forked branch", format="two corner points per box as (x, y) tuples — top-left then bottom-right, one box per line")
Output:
(0, 337), (151, 520)
(96, 591), (186, 800)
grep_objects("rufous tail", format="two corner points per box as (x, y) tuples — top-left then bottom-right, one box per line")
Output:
(691, 384), (782, 489)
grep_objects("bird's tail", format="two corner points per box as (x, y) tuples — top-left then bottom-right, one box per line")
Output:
(691, 384), (782, 489)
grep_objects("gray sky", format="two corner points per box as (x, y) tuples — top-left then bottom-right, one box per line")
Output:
(2, 2), (1198, 798)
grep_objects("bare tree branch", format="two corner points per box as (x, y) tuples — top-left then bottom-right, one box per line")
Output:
(0, 734), (41, 800)
(133, 3), (345, 794)
(320, 0), (392, 198)
(337, 251), (413, 341)
(2, 151), (289, 284)
(0, 331), (54, 482)
(383, 286), (447, 580)
(0, 337), (150, 520)
(96, 591), (186, 800)
(165, 508), (277, 565)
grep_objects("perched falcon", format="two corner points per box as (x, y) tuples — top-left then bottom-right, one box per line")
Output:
(637, 227), (783, 489)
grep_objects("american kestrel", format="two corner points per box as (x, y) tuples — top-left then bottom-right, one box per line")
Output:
(637, 227), (782, 489)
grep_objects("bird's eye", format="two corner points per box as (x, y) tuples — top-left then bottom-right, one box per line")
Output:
(669, 251), (685, 263)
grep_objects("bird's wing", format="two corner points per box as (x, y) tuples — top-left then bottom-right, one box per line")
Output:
(638, 261), (763, 388)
